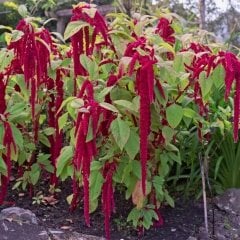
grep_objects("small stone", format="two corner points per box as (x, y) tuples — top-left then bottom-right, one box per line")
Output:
(171, 228), (176, 232)
(60, 225), (72, 230)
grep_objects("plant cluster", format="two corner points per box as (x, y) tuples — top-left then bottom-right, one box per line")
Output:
(0, 2), (239, 239)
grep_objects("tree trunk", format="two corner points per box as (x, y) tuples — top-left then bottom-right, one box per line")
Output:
(122, 0), (132, 17)
(199, 0), (206, 29)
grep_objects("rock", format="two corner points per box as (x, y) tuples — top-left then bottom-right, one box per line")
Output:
(0, 207), (38, 224)
(215, 189), (240, 215)
(0, 221), (48, 240)
(41, 230), (106, 240)
(65, 232), (106, 240)
(187, 237), (197, 240)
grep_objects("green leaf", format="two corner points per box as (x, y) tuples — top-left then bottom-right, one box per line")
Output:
(30, 163), (40, 185)
(39, 133), (51, 148)
(110, 88), (132, 101)
(0, 49), (14, 71)
(0, 156), (7, 176)
(43, 127), (55, 136)
(11, 124), (23, 150)
(199, 71), (213, 99)
(153, 176), (164, 197)
(124, 129), (139, 160)
(183, 108), (196, 118)
(90, 171), (104, 201)
(64, 21), (90, 40)
(99, 102), (119, 113)
(110, 118), (130, 151)
(164, 190), (175, 207)
(18, 5), (28, 18)
(96, 86), (114, 102)
(80, 54), (98, 79)
(114, 100), (138, 114)
(212, 64), (224, 89)
(127, 208), (141, 227)
(57, 96), (76, 114)
(166, 104), (183, 128)
(11, 30), (24, 42)
(70, 98), (84, 109)
(56, 146), (73, 177)
(58, 113), (68, 131)
(86, 117), (94, 142)
(162, 126), (174, 144)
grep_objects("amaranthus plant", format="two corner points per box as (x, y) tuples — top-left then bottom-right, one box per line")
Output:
(0, 2), (240, 240)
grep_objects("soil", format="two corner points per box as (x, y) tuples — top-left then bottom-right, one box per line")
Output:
(0, 179), (205, 240)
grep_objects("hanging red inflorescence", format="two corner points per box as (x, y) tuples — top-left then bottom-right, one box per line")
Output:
(218, 51), (240, 142)
(70, 3), (112, 94)
(183, 43), (218, 140)
(72, 80), (101, 226)
(124, 37), (156, 195)
(102, 162), (117, 240)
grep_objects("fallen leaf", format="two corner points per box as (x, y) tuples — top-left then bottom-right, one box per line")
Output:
(132, 180), (145, 209)
(43, 195), (59, 205)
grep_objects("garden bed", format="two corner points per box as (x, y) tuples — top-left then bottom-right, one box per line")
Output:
(0, 181), (204, 240)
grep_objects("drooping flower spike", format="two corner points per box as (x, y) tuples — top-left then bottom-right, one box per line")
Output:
(70, 3), (114, 94)
(124, 36), (157, 195)
(218, 51), (240, 142)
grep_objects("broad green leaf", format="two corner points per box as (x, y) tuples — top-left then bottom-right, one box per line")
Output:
(82, 7), (97, 18)
(56, 146), (73, 177)
(18, 5), (28, 18)
(80, 54), (98, 79)
(58, 113), (68, 131)
(43, 127), (55, 136)
(166, 104), (183, 128)
(90, 171), (104, 201)
(212, 64), (225, 89)
(86, 117), (94, 142)
(39, 133), (51, 147)
(162, 126), (174, 144)
(183, 108), (196, 118)
(57, 96), (76, 114)
(127, 208), (141, 227)
(0, 156), (7, 176)
(96, 86), (114, 102)
(114, 100), (137, 114)
(64, 21), (90, 40)
(159, 42), (175, 54)
(110, 118), (130, 150)
(70, 98), (84, 109)
(153, 176), (164, 197)
(11, 124), (23, 150)
(90, 161), (103, 171)
(124, 129), (139, 160)
(164, 190), (175, 207)
(99, 102), (119, 113)
(11, 30), (24, 42)
(0, 49), (14, 71)
(30, 164), (40, 185)
(110, 88), (132, 101)
(199, 71), (213, 99)
(0, 25), (12, 31)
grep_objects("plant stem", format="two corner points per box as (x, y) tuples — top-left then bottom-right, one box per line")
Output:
(199, 152), (209, 235)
